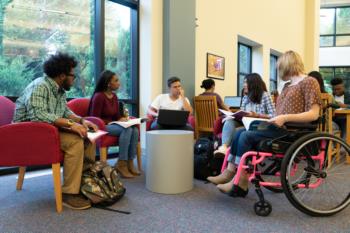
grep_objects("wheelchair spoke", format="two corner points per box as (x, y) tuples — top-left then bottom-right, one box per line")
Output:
(281, 133), (350, 216)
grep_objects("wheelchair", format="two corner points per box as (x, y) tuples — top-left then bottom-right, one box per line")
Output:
(221, 122), (350, 217)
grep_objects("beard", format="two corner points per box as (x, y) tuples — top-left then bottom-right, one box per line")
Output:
(62, 78), (72, 91)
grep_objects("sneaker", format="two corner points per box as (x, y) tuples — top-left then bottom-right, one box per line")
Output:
(214, 145), (227, 158)
(62, 193), (91, 210)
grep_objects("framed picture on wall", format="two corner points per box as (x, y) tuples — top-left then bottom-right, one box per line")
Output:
(206, 53), (225, 80)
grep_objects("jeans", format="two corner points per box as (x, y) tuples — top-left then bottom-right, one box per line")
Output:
(222, 119), (243, 145)
(334, 116), (346, 139)
(150, 119), (193, 131)
(228, 127), (288, 165)
(227, 127), (246, 163)
(106, 124), (138, 161)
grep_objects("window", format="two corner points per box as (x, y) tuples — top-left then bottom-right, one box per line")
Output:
(320, 6), (350, 47)
(0, 0), (94, 97)
(0, 0), (139, 114)
(104, 0), (139, 114)
(237, 43), (252, 95)
(319, 67), (350, 93)
(269, 55), (278, 92)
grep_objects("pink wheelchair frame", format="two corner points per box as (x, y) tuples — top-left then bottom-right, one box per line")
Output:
(219, 135), (333, 217)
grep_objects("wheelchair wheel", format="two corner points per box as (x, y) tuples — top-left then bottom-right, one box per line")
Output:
(256, 158), (283, 193)
(254, 200), (272, 216)
(281, 132), (350, 216)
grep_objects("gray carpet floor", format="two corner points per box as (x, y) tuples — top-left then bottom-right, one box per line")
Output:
(0, 158), (349, 233)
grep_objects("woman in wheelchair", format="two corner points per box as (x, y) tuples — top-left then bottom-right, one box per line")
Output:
(208, 51), (322, 197)
(213, 73), (276, 157)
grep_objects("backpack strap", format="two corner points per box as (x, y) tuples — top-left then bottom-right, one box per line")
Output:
(93, 205), (131, 214)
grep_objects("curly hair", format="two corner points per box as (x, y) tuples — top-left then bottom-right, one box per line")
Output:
(330, 77), (343, 86)
(43, 52), (78, 78)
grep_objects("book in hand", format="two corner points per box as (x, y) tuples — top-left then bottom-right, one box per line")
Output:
(241, 117), (270, 131)
(87, 130), (108, 143)
(108, 117), (148, 128)
(241, 117), (288, 134)
(219, 109), (250, 122)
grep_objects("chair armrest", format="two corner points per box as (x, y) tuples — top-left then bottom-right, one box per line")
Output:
(0, 122), (62, 166)
(146, 114), (154, 131)
(84, 116), (106, 130)
(188, 115), (195, 130)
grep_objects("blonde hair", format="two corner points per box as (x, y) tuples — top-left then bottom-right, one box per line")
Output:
(277, 50), (305, 81)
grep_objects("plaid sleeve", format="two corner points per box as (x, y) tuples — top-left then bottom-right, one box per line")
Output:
(27, 85), (61, 123)
(63, 106), (74, 118)
(263, 92), (276, 118)
(240, 96), (248, 110)
(63, 97), (74, 118)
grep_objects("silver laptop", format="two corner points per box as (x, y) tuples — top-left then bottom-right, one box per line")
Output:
(224, 96), (242, 108)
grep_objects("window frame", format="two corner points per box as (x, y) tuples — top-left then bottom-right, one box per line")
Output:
(319, 66), (350, 93)
(320, 6), (350, 47)
(95, 0), (139, 116)
(237, 43), (252, 95)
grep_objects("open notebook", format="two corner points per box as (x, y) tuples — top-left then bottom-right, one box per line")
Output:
(108, 118), (148, 128)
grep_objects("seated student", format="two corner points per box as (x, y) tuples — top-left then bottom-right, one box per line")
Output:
(330, 77), (350, 138)
(213, 73), (276, 157)
(14, 52), (97, 210)
(89, 70), (140, 178)
(330, 77), (350, 108)
(147, 76), (193, 130)
(208, 51), (321, 197)
(199, 78), (230, 112)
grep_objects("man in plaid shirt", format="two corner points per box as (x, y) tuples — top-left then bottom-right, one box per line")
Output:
(14, 53), (97, 210)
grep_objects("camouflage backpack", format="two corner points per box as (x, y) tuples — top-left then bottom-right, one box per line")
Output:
(81, 161), (127, 212)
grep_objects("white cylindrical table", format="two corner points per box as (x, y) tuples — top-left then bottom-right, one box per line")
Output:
(146, 130), (194, 194)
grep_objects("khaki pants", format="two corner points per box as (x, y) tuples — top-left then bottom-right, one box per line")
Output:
(59, 131), (96, 194)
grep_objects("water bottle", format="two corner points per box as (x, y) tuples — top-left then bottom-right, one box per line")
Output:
(124, 108), (129, 120)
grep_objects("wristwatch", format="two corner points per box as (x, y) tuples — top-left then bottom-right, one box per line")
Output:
(67, 119), (75, 128)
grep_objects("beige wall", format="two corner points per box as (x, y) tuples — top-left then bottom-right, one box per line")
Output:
(195, 0), (320, 96)
(139, 0), (163, 146)
(140, 0), (163, 117)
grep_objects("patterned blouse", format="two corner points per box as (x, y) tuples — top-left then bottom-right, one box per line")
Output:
(241, 91), (276, 118)
(276, 77), (322, 115)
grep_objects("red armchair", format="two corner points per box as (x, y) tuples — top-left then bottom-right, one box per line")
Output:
(0, 96), (63, 213)
(67, 98), (142, 171)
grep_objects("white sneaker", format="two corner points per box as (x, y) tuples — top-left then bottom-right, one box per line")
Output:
(214, 145), (227, 158)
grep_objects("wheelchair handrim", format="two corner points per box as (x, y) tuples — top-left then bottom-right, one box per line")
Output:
(285, 134), (350, 215)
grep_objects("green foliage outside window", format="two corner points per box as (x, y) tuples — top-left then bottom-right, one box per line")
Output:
(0, 0), (133, 100)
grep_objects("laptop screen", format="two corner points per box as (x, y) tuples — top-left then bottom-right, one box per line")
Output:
(224, 96), (242, 108)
